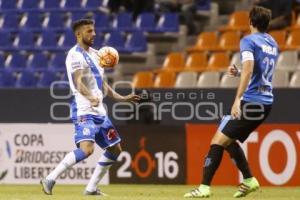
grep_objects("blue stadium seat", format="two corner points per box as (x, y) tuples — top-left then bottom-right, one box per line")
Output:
(17, 31), (36, 49)
(61, 29), (76, 48)
(7, 53), (27, 71)
(0, 54), (6, 71)
(39, 30), (59, 50)
(85, 0), (103, 8)
(0, 31), (13, 50)
(2, 13), (20, 30)
(22, 12), (44, 30)
(113, 12), (134, 32)
(71, 11), (88, 23)
(21, 0), (40, 10)
(136, 13), (156, 32)
(0, 69), (16, 87)
(103, 31), (126, 52)
(46, 12), (65, 29)
(197, 0), (211, 11)
(0, 0), (17, 10)
(64, 0), (82, 9)
(36, 70), (57, 87)
(125, 31), (147, 52)
(27, 53), (49, 72)
(15, 70), (37, 88)
(93, 35), (103, 49)
(49, 52), (66, 72)
(156, 13), (179, 32)
(44, 0), (61, 9)
(94, 12), (111, 32)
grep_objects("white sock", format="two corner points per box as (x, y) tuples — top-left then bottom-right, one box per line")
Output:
(85, 154), (115, 192)
(46, 151), (77, 181)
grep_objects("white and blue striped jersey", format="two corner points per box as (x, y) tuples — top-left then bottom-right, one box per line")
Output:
(240, 32), (279, 105)
(65, 45), (107, 120)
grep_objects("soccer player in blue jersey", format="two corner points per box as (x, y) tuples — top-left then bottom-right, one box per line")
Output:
(184, 6), (278, 198)
(40, 19), (140, 196)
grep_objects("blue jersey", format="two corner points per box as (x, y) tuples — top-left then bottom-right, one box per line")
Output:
(240, 32), (279, 105)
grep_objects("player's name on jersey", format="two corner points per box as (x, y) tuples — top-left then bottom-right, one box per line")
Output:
(261, 45), (277, 56)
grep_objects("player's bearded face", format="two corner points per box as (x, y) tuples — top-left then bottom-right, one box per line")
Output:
(81, 26), (96, 47)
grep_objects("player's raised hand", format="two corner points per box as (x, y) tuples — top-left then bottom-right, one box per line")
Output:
(227, 64), (240, 77)
(123, 94), (141, 103)
(89, 96), (100, 107)
(231, 99), (241, 119)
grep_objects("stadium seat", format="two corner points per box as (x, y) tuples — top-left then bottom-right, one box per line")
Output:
(156, 13), (179, 32)
(103, 31), (126, 52)
(20, 0), (40, 10)
(113, 12), (134, 32)
(94, 12), (111, 32)
(63, 0), (82, 9)
(36, 70), (57, 87)
(45, 12), (65, 29)
(216, 31), (240, 51)
(0, 69), (16, 87)
(39, 30), (59, 50)
(186, 32), (218, 52)
(197, 71), (220, 88)
(184, 52), (207, 72)
(43, 0), (61, 9)
(289, 71), (300, 88)
(288, 14), (300, 30)
(230, 52), (241, 67)
(70, 11), (88, 23)
(16, 31), (36, 49)
(159, 52), (185, 72)
(0, 0), (17, 10)
(0, 31), (13, 50)
(49, 52), (66, 71)
(154, 71), (176, 88)
(174, 72), (198, 88)
(61, 29), (76, 48)
(219, 11), (250, 32)
(6, 53), (28, 71)
(2, 13), (20, 30)
(269, 30), (286, 50)
(85, 0), (104, 8)
(136, 12), (156, 32)
(93, 35), (104, 49)
(27, 53), (49, 72)
(283, 30), (300, 50)
(207, 52), (230, 71)
(276, 51), (298, 71)
(125, 31), (147, 52)
(272, 71), (289, 88)
(15, 70), (37, 88)
(21, 12), (44, 30)
(0, 54), (6, 71)
(132, 71), (154, 88)
(220, 74), (240, 88)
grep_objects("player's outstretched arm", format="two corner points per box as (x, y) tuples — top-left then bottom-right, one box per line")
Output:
(73, 69), (99, 107)
(103, 81), (141, 103)
(231, 60), (254, 118)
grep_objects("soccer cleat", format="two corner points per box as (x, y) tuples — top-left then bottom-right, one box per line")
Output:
(83, 188), (108, 196)
(233, 177), (260, 198)
(184, 184), (212, 198)
(40, 178), (56, 195)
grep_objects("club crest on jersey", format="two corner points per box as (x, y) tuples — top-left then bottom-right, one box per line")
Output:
(83, 128), (91, 136)
(107, 129), (117, 140)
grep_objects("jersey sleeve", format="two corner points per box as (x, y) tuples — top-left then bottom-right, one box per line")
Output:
(240, 37), (255, 53)
(67, 52), (87, 73)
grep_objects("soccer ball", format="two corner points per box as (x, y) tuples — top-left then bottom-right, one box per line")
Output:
(98, 46), (119, 68)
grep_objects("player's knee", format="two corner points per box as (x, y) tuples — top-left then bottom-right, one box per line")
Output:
(107, 143), (122, 157)
(80, 145), (94, 156)
(211, 131), (233, 147)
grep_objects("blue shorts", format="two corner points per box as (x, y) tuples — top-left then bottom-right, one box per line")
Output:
(73, 115), (121, 149)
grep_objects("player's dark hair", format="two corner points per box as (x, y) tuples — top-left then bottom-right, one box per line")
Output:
(72, 19), (95, 32)
(249, 6), (271, 33)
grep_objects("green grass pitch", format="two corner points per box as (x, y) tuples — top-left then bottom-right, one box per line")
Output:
(0, 184), (299, 200)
